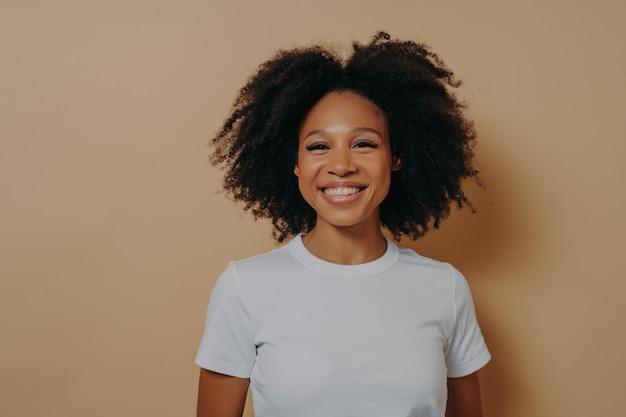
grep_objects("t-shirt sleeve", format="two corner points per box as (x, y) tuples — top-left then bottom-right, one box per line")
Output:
(444, 267), (491, 378)
(194, 262), (256, 378)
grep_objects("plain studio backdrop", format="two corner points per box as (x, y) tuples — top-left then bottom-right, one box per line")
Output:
(1, 1), (625, 416)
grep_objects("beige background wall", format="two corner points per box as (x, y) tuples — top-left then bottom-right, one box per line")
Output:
(1, 1), (624, 416)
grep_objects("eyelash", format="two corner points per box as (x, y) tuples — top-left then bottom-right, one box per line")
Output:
(354, 140), (378, 149)
(305, 143), (329, 151)
(304, 141), (379, 151)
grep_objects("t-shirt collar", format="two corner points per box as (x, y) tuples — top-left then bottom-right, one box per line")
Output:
(288, 234), (400, 278)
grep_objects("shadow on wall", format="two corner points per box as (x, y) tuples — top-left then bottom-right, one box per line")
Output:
(395, 141), (520, 273)
(394, 135), (529, 416)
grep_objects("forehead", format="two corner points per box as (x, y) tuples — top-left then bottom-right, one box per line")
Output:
(299, 91), (387, 135)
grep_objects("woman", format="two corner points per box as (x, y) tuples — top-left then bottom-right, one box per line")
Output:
(196, 32), (490, 417)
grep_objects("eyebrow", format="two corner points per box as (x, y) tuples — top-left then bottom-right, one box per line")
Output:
(303, 127), (384, 140)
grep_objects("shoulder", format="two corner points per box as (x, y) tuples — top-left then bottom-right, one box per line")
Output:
(390, 243), (472, 298)
(227, 238), (300, 279)
(394, 243), (459, 277)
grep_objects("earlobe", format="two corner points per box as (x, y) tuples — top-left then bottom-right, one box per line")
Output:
(294, 165), (300, 177)
(392, 156), (402, 171)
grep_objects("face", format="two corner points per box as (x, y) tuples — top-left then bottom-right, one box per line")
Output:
(294, 91), (401, 232)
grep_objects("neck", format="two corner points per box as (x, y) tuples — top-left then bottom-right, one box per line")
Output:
(301, 222), (388, 265)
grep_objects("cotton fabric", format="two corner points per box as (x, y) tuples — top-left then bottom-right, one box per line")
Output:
(196, 235), (490, 417)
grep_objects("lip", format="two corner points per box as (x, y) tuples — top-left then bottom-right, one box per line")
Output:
(318, 182), (367, 204)
(319, 181), (366, 189)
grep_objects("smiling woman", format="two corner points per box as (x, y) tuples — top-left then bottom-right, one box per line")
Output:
(197, 32), (489, 417)
(294, 91), (402, 262)
(210, 32), (478, 244)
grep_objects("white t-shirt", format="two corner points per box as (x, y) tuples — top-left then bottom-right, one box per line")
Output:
(196, 235), (490, 417)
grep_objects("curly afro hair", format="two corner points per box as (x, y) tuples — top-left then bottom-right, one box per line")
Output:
(211, 31), (479, 242)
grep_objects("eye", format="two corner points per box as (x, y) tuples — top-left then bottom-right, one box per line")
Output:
(353, 140), (379, 149)
(305, 142), (329, 151)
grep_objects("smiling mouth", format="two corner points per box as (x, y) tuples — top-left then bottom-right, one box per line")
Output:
(322, 187), (364, 196)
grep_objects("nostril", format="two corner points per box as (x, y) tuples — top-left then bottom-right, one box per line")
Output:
(327, 157), (356, 176)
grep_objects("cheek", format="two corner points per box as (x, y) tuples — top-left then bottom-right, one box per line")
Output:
(374, 164), (394, 193)
(294, 154), (322, 178)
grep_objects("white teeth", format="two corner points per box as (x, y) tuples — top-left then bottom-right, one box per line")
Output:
(323, 187), (361, 196)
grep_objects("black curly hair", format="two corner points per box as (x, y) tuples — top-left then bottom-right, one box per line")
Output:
(211, 31), (478, 242)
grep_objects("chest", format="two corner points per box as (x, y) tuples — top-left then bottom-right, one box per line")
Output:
(246, 276), (451, 416)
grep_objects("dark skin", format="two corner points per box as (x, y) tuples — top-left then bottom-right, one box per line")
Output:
(197, 369), (248, 417)
(197, 369), (483, 417)
(446, 372), (484, 417)
(198, 92), (485, 416)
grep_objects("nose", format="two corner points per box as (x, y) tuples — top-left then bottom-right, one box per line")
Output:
(327, 148), (356, 176)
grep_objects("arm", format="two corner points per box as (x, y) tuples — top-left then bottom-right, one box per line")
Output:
(197, 368), (249, 417)
(445, 372), (483, 417)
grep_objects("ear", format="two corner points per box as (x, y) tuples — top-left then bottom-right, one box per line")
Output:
(391, 155), (402, 171)
(294, 165), (300, 177)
